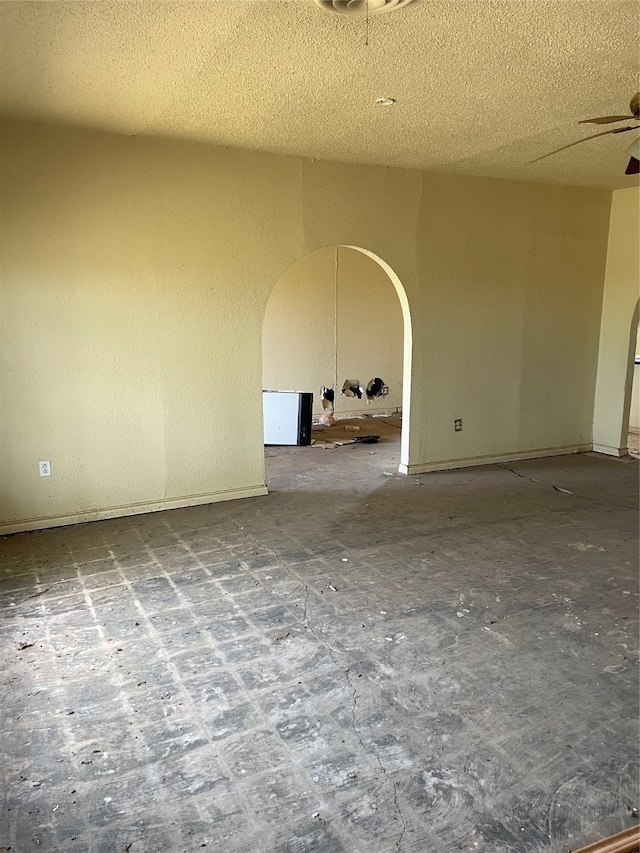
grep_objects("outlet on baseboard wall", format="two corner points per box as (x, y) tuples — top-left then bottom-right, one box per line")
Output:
(454, 419), (463, 432)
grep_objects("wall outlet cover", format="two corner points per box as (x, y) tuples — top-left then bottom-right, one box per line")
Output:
(39, 461), (51, 477)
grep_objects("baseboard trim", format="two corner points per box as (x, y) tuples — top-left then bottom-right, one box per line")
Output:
(317, 409), (403, 419)
(592, 443), (628, 457)
(400, 444), (592, 476)
(571, 824), (640, 853)
(0, 485), (269, 536)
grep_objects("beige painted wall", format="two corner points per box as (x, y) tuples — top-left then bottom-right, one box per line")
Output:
(413, 174), (609, 466)
(262, 246), (404, 416)
(0, 121), (611, 533)
(592, 187), (640, 454)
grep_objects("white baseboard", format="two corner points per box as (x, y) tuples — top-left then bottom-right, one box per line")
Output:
(315, 408), (402, 419)
(399, 443), (593, 475)
(628, 426), (640, 436)
(591, 443), (628, 457)
(0, 485), (269, 536)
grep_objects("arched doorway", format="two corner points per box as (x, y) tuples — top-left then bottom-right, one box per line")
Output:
(624, 300), (640, 456)
(262, 245), (412, 473)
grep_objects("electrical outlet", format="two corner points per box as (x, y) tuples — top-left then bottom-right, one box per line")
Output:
(454, 419), (463, 432)
(39, 460), (51, 477)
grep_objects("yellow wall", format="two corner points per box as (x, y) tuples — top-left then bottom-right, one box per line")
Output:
(262, 246), (404, 416)
(593, 187), (640, 454)
(413, 174), (609, 466)
(0, 121), (612, 533)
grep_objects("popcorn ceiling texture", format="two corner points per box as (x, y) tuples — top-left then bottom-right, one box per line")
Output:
(0, 0), (638, 189)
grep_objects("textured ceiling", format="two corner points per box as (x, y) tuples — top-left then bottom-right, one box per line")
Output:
(1, 0), (639, 189)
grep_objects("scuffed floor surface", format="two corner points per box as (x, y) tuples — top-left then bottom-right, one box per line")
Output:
(1, 419), (638, 853)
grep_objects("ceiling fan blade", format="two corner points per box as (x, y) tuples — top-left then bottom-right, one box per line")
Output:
(579, 115), (634, 124)
(625, 156), (640, 175)
(529, 126), (637, 164)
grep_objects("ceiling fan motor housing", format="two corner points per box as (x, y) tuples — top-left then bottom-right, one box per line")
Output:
(314, 0), (415, 15)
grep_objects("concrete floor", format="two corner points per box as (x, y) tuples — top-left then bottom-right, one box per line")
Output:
(1, 417), (638, 853)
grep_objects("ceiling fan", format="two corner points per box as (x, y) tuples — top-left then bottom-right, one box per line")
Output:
(532, 92), (640, 175)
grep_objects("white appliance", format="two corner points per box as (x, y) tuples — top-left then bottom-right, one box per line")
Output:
(263, 391), (313, 446)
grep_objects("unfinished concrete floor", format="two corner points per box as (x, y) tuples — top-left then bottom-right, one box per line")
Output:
(1, 417), (638, 853)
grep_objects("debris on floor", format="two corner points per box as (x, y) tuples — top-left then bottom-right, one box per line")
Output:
(311, 417), (384, 448)
(271, 632), (291, 645)
(331, 435), (380, 447)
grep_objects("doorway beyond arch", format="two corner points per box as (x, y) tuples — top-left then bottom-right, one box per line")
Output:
(262, 245), (413, 472)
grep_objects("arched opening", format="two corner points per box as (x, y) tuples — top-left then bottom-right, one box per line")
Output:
(261, 245), (412, 480)
(624, 300), (640, 457)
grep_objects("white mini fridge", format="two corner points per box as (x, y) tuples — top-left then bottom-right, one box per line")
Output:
(263, 391), (313, 446)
